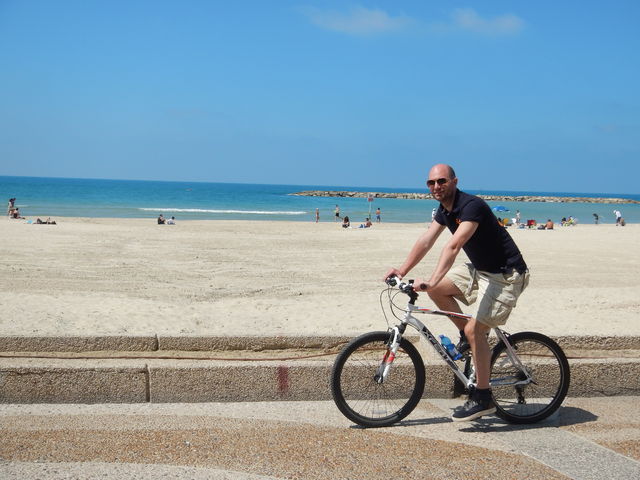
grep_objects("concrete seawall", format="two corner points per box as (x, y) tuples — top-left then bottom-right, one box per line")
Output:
(1, 335), (638, 404)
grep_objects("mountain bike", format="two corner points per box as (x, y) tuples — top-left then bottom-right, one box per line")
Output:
(331, 277), (570, 427)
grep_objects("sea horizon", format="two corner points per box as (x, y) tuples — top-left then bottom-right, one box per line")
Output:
(2, 175), (639, 224)
(2, 174), (639, 199)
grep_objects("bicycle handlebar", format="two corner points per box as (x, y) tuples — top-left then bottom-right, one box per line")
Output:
(386, 276), (419, 303)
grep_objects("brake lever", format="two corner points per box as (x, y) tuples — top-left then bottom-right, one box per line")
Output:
(400, 279), (415, 292)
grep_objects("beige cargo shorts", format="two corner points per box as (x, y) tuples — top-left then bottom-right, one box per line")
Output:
(447, 263), (530, 327)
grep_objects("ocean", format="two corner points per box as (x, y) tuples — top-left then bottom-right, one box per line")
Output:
(1, 176), (639, 224)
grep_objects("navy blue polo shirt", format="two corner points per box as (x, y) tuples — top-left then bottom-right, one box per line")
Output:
(434, 189), (527, 274)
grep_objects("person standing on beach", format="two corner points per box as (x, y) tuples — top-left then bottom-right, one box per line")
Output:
(384, 163), (529, 422)
(7, 198), (16, 217)
(614, 209), (622, 226)
(376, 207), (381, 223)
(334, 205), (340, 222)
(515, 210), (521, 225)
(315, 208), (319, 223)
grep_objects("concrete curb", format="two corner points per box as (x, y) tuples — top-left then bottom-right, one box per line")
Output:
(1, 335), (639, 404)
(2, 334), (640, 352)
(0, 335), (354, 353)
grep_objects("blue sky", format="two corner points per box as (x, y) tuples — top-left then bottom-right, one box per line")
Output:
(1, 1), (638, 193)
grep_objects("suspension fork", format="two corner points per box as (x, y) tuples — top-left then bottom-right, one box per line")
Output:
(374, 323), (407, 383)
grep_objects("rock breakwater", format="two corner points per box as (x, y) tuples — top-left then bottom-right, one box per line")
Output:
(291, 191), (639, 204)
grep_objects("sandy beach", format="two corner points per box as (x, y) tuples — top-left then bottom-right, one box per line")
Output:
(1, 217), (638, 339)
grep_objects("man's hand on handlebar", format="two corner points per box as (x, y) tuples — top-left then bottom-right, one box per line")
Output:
(384, 269), (429, 293)
(383, 268), (404, 283)
(412, 278), (430, 292)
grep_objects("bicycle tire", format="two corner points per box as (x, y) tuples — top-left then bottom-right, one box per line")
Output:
(331, 331), (426, 428)
(490, 331), (570, 424)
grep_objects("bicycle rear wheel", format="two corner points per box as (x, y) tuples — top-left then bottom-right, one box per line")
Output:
(331, 331), (425, 427)
(490, 331), (570, 424)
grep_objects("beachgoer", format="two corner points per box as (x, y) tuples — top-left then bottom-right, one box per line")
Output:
(515, 210), (521, 225)
(335, 205), (340, 222)
(342, 216), (350, 228)
(384, 163), (529, 422)
(545, 219), (554, 230)
(11, 208), (24, 219)
(593, 213), (599, 225)
(376, 208), (381, 223)
(614, 209), (622, 226)
(7, 198), (16, 216)
(166, 216), (176, 225)
(359, 217), (372, 228)
(315, 208), (319, 223)
(158, 214), (166, 225)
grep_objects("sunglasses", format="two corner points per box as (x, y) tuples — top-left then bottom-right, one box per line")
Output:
(426, 178), (449, 187)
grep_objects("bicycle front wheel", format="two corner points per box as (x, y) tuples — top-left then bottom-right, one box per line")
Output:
(491, 331), (570, 424)
(331, 331), (425, 428)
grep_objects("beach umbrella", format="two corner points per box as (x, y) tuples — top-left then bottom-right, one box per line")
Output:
(492, 205), (510, 212)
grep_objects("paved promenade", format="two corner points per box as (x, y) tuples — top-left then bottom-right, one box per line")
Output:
(1, 333), (639, 478)
(1, 397), (639, 479)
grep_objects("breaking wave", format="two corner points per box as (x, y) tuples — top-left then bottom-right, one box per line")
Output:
(138, 208), (306, 215)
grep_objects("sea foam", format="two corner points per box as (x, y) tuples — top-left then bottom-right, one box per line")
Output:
(138, 208), (306, 215)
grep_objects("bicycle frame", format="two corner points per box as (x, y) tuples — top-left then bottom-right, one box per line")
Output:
(384, 298), (531, 391)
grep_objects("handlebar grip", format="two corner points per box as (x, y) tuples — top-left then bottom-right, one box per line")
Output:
(385, 276), (399, 287)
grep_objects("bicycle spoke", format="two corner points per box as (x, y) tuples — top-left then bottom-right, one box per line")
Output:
(490, 332), (570, 424)
(331, 332), (425, 427)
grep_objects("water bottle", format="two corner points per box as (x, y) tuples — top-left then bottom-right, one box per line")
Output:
(439, 335), (462, 360)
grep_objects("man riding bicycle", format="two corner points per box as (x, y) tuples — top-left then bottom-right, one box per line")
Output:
(384, 164), (529, 421)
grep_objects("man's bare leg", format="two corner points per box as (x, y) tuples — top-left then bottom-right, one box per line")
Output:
(464, 318), (492, 389)
(427, 277), (466, 331)
(427, 277), (496, 421)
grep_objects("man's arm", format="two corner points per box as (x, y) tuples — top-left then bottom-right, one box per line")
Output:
(384, 220), (446, 280)
(426, 220), (478, 288)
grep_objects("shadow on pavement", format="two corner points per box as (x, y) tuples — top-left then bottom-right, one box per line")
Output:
(457, 406), (598, 433)
(346, 405), (598, 431)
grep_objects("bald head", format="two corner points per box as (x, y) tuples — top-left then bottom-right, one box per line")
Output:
(429, 164), (456, 180)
